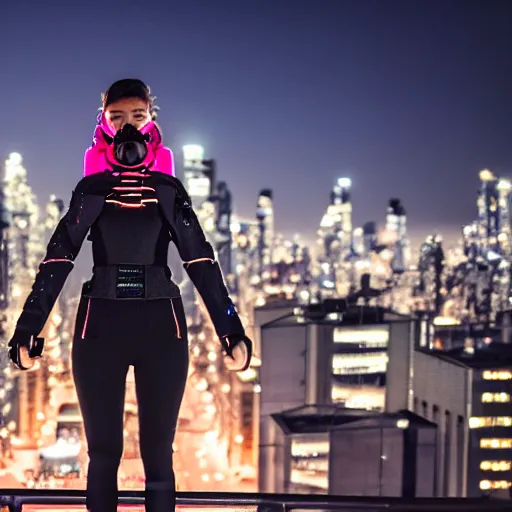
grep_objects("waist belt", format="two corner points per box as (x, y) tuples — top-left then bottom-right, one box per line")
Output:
(83, 264), (181, 300)
(116, 265), (146, 298)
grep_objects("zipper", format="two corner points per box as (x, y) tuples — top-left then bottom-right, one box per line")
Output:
(81, 298), (91, 339)
(171, 299), (182, 339)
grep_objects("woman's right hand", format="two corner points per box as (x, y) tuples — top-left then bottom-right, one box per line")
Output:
(7, 331), (44, 371)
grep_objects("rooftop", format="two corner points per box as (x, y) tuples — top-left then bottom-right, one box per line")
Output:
(262, 302), (411, 329)
(272, 404), (381, 435)
(418, 342), (512, 370)
(272, 405), (436, 435)
(332, 409), (437, 431)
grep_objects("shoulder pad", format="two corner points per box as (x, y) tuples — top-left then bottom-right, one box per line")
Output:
(150, 172), (192, 207)
(73, 172), (120, 197)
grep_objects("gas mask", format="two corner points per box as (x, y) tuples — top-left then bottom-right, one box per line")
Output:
(84, 115), (175, 177)
(113, 124), (150, 167)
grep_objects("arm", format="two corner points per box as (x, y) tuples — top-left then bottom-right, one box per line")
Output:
(171, 185), (243, 338)
(9, 175), (110, 368)
(15, 212), (81, 335)
(157, 176), (252, 370)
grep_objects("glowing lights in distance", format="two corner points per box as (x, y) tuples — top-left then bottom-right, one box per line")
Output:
(337, 177), (351, 188)
(182, 144), (204, 162)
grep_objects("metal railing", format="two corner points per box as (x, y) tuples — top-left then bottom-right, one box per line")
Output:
(0, 490), (510, 512)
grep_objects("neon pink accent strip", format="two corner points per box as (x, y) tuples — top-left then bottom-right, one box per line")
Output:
(184, 258), (215, 267)
(106, 198), (158, 208)
(115, 172), (148, 177)
(42, 258), (73, 265)
(106, 200), (144, 208)
(171, 299), (182, 339)
(81, 299), (91, 339)
(112, 186), (155, 192)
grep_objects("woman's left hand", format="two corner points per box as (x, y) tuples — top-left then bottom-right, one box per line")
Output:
(221, 334), (253, 372)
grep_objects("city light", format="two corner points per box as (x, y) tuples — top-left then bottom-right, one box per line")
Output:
(337, 177), (351, 188)
(2, 150), (512, 499)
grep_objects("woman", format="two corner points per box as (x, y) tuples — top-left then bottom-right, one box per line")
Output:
(7, 79), (252, 512)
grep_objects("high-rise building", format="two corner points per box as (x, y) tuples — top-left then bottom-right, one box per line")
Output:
(316, 178), (354, 298)
(257, 300), (419, 493)
(210, 181), (233, 275)
(385, 198), (408, 274)
(256, 189), (274, 284)
(477, 169), (500, 252)
(431, 169), (512, 327)
(409, 343), (512, 497)
(318, 177), (353, 257)
(2, 153), (45, 444)
(182, 144), (215, 209)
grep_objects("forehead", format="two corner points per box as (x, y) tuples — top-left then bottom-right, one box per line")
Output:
(106, 97), (149, 112)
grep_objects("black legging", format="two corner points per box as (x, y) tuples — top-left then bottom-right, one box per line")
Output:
(72, 296), (189, 512)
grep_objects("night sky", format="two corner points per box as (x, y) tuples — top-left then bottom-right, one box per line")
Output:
(2, 0), (512, 246)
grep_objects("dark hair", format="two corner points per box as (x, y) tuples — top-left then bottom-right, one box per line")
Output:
(101, 79), (159, 118)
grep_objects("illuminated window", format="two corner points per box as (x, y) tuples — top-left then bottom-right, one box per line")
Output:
(291, 438), (329, 457)
(331, 384), (384, 411)
(483, 370), (512, 381)
(480, 439), (512, 449)
(290, 435), (329, 492)
(333, 326), (389, 348)
(187, 177), (211, 197)
(480, 480), (511, 490)
(332, 353), (388, 375)
(470, 417), (512, 428)
(480, 461), (512, 471)
(482, 392), (511, 403)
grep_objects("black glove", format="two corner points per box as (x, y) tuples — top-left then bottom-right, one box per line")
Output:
(220, 334), (253, 372)
(7, 331), (44, 371)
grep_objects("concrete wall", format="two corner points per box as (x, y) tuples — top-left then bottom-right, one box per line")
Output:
(329, 427), (403, 496)
(415, 427), (437, 497)
(258, 323), (308, 492)
(253, 303), (296, 356)
(385, 320), (414, 412)
(412, 351), (470, 497)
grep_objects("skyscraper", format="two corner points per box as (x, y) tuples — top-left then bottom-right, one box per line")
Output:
(256, 189), (274, 284)
(2, 153), (44, 443)
(182, 144), (215, 209)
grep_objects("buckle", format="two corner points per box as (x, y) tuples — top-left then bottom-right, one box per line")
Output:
(116, 265), (146, 298)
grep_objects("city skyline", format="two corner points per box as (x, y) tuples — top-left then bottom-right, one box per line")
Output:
(3, 0), (512, 504)
(0, 148), (499, 261)
(2, 0), (512, 241)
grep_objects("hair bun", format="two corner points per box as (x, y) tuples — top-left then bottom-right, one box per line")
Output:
(102, 79), (152, 109)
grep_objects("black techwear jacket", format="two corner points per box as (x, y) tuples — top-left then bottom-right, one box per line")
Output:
(14, 171), (245, 341)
